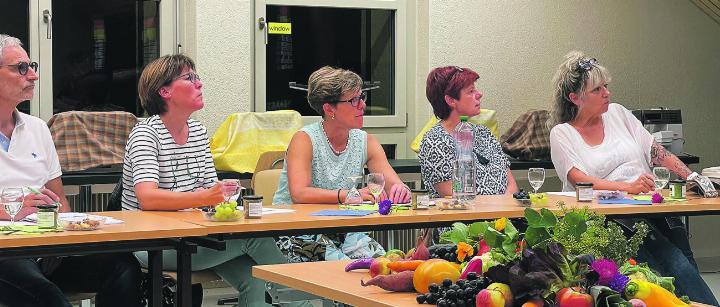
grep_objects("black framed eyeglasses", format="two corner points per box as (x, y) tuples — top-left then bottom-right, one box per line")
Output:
(0, 61), (39, 75)
(171, 156), (203, 191)
(176, 72), (201, 85)
(335, 92), (367, 108)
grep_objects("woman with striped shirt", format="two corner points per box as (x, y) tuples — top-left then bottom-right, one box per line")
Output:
(121, 54), (288, 307)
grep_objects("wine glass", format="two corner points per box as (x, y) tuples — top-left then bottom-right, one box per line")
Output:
(1, 188), (25, 227)
(344, 175), (364, 205)
(653, 167), (670, 192)
(220, 179), (240, 203)
(366, 173), (385, 206)
(528, 168), (545, 194)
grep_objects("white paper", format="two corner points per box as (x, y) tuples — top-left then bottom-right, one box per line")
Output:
(234, 207), (295, 215)
(0, 221), (37, 226)
(546, 192), (576, 197)
(24, 213), (125, 225)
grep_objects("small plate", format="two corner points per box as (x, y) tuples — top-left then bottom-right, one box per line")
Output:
(62, 217), (104, 231)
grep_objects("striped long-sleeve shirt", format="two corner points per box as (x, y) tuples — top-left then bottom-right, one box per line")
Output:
(121, 115), (217, 210)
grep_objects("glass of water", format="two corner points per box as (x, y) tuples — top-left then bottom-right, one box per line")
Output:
(528, 168), (546, 194)
(653, 167), (670, 192)
(344, 175), (364, 205)
(367, 173), (385, 206)
(1, 188), (25, 227)
(220, 179), (240, 203)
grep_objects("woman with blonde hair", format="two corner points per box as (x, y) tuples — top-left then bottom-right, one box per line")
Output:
(548, 51), (717, 305)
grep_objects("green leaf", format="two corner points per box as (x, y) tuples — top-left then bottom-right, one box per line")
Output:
(452, 222), (469, 241)
(468, 222), (489, 239)
(484, 228), (508, 248)
(540, 208), (559, 227)
(524, 208), (542, 225)
(502, 239), (518, 255)
(563, 211), (587, 240)
(450, 230), (466, 244)
(525, 227), (551, 248)
(439, 229), (454, 244)
(504, 219), (518, 239)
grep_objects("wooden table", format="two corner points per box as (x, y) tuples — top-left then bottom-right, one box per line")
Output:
(149, 194), (720, 239)
(0, 211), (209, 307)
(254, 260), (714, 307)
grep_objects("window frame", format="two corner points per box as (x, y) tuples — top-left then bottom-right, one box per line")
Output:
(253, 0), (408, 128)
(28, 0), (178, 120)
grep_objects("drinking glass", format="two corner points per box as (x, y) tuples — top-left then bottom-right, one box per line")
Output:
(366, 173), (385, 206)
(345, 175), (364, 205)
(528, 168), (545, 194)
(653, 167), (670, 192)
(1, 188), (24, 227)
(220, 179), (240, 203)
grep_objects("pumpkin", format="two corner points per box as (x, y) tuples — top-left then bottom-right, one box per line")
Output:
(412, 259), (461, 293)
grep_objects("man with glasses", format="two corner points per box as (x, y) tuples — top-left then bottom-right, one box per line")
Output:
(0, 34), (142, 307)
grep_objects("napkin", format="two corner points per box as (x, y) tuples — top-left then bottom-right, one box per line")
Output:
(311, 210), (376, 216)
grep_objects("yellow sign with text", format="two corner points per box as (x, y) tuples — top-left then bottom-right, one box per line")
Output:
(268, 22), (292, 35)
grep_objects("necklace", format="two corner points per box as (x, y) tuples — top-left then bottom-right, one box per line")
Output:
(321, 121), (348, 155)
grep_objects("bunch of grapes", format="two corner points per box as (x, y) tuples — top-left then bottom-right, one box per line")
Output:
(416, 273), (490, 306)
(512, 189), (530, 200)
(428, 244), (462, 263)
(202, 201), (241, 221)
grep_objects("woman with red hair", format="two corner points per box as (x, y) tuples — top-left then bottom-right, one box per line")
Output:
(419, 66), (518, 198)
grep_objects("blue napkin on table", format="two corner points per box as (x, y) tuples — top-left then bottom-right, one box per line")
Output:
(598, 199), (652, 205)
(311, 210), (376, 216)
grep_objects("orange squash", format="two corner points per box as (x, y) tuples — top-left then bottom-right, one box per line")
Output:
(412, 259), (461, 293)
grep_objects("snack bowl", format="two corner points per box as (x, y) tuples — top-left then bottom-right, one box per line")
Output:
(436, 198), (470, 210)
(62, 216), (104, 231)
(201, 208), (243, 222)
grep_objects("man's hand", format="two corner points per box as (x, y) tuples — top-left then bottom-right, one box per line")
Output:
(23, 187), (61, 207)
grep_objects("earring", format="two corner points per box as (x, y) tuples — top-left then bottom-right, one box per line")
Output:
(331, 113), (336, 120)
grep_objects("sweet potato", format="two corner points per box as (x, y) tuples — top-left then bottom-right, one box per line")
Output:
(360, 271), (415, 292)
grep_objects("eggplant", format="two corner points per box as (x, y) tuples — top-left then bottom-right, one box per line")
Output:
(345, 257), (374, 272)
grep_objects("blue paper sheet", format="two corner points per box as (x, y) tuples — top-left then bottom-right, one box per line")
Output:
(311, 210), (376, 216)
(598, 199), (652, 205)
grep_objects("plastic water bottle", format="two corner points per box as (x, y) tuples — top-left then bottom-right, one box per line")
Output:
(453, 116), (476, 202)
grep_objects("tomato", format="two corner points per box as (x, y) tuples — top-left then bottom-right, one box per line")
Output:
(412, 259), (461, 293)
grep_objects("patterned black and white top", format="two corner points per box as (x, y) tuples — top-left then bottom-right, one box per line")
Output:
(121, 115), (218, 210)
(418, 122), (510, 198)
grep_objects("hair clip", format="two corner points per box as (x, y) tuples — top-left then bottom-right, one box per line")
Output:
(577, 58), (598, 72)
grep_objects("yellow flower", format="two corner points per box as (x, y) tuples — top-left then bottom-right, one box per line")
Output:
(457, 242), (474, 262)
(495, 217), (508, 232)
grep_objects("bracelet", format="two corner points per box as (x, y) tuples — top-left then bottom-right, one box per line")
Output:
(337, 189), (343, 204)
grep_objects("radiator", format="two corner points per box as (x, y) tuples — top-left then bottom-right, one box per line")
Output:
(67, 192), (112, 212)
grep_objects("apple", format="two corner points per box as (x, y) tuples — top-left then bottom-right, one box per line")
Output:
(369, 257), (392, 278)
(557, 287), (592, 307)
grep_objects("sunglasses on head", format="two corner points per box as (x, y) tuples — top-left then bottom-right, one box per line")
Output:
(1, 61), (39, 75)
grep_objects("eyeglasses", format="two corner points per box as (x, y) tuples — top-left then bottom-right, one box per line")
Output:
(335, 92), (367, 108)
(0, 61), (39, 75)
(176, 72), (201, 85)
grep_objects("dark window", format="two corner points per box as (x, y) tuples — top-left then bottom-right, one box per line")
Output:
(51, 0), (160, 115)
(0, 0), (30, 113)
(265, 5), (395, 117)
